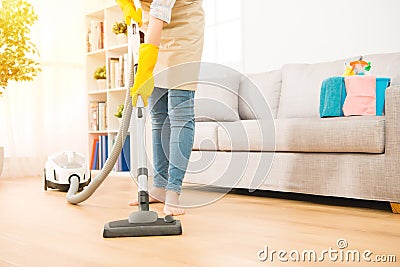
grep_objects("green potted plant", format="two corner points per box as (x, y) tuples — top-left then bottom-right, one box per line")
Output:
(0, 0), (41, 176)
(114, 104), (124, 125)
(94, 65), (106, 90)
(112, 21), (127, 44)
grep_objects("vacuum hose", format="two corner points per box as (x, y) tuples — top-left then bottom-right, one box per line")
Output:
(66, 50), (135, 205)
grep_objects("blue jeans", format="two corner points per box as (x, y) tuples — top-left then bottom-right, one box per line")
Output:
(148, 87), (195, 194)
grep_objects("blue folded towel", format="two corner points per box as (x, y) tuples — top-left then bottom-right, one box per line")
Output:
(319, 77), (346, 117)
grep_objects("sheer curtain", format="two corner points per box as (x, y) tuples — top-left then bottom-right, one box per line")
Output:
(0, 0), (88, 178)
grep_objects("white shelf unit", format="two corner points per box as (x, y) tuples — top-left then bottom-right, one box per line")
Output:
(85, 5), (130, 172)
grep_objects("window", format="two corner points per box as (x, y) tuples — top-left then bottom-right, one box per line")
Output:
(202, 0), (242, 71)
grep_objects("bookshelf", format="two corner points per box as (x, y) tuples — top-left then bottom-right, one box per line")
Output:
(85, 4), (154, 176)
(85, 5), (130, 173)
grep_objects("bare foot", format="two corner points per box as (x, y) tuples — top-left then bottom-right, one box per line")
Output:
(128, 187), (165, 206)
(163, 190), (185, 216)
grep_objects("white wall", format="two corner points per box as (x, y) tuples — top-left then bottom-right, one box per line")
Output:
(242, 0), (400, 73)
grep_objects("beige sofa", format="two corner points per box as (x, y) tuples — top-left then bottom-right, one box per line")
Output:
(187, 52), (400, 212)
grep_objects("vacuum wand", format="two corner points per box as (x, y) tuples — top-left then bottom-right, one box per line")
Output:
(127, 22), (150, 212)
(134, 94), (150, 212)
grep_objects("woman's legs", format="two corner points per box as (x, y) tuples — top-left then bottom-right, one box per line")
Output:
(164, 89), (195, 215)
(166, 89), (195, 194)
(149, 88), (170, 191)
(131, 87), (195, 215)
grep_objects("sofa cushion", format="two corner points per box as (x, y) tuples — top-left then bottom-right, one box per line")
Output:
(238, 70), (282, 119)
(217, 116), (385, 153)
(275, 116), (385, 153)
(277, 59), (347, 118)
(218, 120), (276, 151)
(193, 122), (219, 150)
(194, 67), (242, 122)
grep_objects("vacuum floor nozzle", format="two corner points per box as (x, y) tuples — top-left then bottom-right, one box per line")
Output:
(103, 218), (182, 238)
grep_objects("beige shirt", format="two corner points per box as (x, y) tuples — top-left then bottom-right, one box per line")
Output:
(140, 0), (205, 90)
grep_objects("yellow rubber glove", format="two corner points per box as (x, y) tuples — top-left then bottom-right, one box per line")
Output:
(115, 0), (143, 27)
(131, 43), (159, 107)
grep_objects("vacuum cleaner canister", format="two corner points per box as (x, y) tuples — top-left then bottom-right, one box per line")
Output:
(44, 151), (90, 192)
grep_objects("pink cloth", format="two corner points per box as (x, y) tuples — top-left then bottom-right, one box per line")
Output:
(343, 75), (376, 116)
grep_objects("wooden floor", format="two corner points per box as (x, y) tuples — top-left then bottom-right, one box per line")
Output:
(0, 176), (399, 267)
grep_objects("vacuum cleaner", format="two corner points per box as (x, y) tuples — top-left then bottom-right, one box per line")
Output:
(64, 20), (182, 238)
(44, 151), (90, 192)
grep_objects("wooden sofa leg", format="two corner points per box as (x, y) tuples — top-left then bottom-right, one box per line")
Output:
(390, 203), (400, 214)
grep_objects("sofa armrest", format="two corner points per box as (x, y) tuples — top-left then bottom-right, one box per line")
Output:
(385, 85), (400, 156)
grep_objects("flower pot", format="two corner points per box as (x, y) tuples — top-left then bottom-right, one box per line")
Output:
(0, 146), (4, 177)
(116, 34), (127, 45)
(96, 79), (106, 90)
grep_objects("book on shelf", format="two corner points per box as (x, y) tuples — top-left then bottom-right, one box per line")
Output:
(110, 134), (131, 172)
(90, 135), (130, 171)
(91, 138), (100, 170)
(118, 55), (124, 87)
(98, 135), (102, 169)
(87, 20), (104, 52)
(98, 102), (107, 131)
(108, 54), (129, 89)
(89, 101), (99, 131)
(121, 135), (131, 171)
(89, 101), (107, 131)
(98, 135), (108, 169)
(123, 53), (128, 86)
(108, 57), (118, 89)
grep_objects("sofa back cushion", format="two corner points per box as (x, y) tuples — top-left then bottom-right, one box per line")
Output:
(364, 52), (400, 85)
(277, 59), (346, 118)
(238, 70), (282, 119)
(195, 67), (242, 122)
